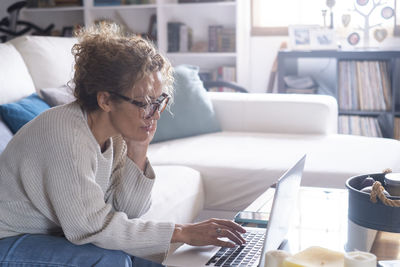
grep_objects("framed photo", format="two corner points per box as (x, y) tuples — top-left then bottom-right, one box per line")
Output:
(309, 28), (338, 50)
(288, 25), (318, 50)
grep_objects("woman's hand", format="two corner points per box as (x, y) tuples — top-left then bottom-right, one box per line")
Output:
(124, 122), (157, 171)
(171, 219), (246, 248)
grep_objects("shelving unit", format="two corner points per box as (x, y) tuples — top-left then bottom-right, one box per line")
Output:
(277, 50), (400, 139)
(20, 0), (251, 89)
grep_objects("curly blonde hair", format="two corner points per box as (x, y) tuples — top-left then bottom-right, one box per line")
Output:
(71, 22), (174, 112)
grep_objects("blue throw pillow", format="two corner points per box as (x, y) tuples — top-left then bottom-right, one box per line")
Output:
(0, 93), (51, 134)
(152, 65), (221, 143)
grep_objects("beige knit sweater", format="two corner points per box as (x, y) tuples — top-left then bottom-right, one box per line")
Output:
(0, 102), (175, 263)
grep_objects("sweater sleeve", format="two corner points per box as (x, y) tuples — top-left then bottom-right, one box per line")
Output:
(30, 125), (174, 263)
(106, 157), (155, 218)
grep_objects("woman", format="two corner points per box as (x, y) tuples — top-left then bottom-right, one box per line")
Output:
(0, 23), (245, 266)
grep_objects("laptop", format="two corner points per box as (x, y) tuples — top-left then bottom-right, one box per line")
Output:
(163, 154), (306, 267)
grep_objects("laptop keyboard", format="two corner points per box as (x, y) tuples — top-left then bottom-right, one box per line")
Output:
(205, 231), (265, 266)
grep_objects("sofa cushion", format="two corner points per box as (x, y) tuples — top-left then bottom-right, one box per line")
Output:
(0, 118), (13, 154)
(40, 86), (76, 107)
(152, 65), (221, 143)
(0, 43), (36, 105)
(141, 165), (204, 223)
(0, 93), (51, 134)
(10, 36), (77, 90)
(148, 132), (400, 211)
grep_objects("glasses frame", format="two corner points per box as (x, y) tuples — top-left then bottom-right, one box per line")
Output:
(109, 91), (170, 119)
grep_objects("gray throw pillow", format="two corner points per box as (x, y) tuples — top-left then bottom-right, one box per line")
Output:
(152, 65), (221, 143)
(0, 117), (13, 154)
(40, 85), (75, 107)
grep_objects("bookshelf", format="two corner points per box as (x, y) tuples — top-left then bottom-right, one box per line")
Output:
(277, 50), (400, 139)
(20, 0), (251, 89)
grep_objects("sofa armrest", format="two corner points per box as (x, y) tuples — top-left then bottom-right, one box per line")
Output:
(208, 92), (338, 135)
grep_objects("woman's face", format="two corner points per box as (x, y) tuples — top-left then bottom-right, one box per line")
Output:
(109, 72), (163, 142)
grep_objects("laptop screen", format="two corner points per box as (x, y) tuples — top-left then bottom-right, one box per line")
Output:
(258, 155), (306, 266)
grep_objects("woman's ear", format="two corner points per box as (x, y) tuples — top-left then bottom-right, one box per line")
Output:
(97, 91), (112, 112)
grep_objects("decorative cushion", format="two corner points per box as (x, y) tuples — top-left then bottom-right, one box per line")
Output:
(0, 93), (51, 134)
(152, 65), (221, 143)
(0, 117), (13, 154)
(40, 85), (76, 107)
(10, 36), (77, 91)
(0, 43), (36, 105)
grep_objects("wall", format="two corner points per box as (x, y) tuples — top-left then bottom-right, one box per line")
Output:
(249, 36), (286, 93)
(0, 0), (18, 19)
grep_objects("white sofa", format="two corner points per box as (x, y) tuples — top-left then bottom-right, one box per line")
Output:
(2, 36), (400, 226)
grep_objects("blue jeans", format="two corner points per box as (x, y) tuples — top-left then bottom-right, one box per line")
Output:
(0, 234), (164, 267)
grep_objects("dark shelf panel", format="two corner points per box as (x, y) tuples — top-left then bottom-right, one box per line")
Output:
(278, 50), (400, 60)
(339, 110), (391, 116)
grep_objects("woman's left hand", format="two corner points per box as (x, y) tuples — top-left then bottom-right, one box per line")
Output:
(124, 123), (157, 171)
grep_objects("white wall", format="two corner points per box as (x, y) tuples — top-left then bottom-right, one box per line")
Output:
(249, 36), (287, 93)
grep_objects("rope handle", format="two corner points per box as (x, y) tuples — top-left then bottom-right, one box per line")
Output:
(369, 168), (400, 207)
(370, 181), (400, 207)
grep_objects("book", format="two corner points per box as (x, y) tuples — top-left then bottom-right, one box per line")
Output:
(179, 24), (193, 52)
(167, 22), (183, 52)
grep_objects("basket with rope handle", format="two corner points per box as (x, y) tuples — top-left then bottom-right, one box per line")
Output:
(346, 168), (400, 233)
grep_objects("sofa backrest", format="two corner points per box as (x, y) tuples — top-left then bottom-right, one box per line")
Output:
(209, 92), (338, 135)
(10, 36), (77, 91)
(0, 42), (36, 105)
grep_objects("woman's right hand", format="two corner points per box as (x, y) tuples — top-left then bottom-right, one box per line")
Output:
(171, 218), (246, 248)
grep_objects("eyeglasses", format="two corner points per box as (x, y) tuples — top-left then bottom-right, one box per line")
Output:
(109, 91), (170, 119)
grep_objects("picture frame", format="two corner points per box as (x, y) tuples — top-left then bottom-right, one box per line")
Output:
(309, 28), (338, 50)
(289, 25), (338, 50)
(288, 25), (318, 50)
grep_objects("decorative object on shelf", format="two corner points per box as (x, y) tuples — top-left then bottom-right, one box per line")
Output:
(381, 6), (395, 18)
(351, 0), (394, 47)
(326, 0), (336, 29)
(395, 0), (400, 36)
(342, 14), (351, 27)
(373, 28), (388, 42)
(322, 9), (328, 27)
(357, 0), (369, 6)
(61, 26), (73, 37)
(347, 32), (361, 45)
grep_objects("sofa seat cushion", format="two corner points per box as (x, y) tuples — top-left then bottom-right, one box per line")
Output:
(148, 132), (400, 211)
(141, 166), (204, 223)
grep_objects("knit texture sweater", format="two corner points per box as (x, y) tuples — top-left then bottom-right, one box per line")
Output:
(0, 102), (175, 263)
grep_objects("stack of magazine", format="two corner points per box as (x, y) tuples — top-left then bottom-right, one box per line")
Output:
(284, 75), (317, 94)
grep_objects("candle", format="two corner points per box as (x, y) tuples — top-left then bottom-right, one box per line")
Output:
(344, 251), (376, 267)
(264, 250), (291, 267)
